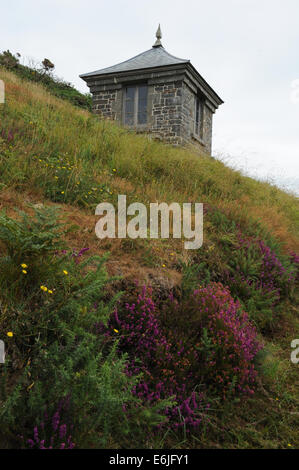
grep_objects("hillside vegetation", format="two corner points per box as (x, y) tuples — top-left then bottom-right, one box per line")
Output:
(0, 50), (92, 110)
(0, 67), (298, 449)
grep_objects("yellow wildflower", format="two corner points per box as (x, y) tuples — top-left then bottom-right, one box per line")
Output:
(22, 270), (27, 274)
(40, 285), (48, 292)
(21, 263), (28, 268)
(48, 290), (53, 294)
(7, 332), (13, 337)
(63, 270), (68, 275)
(114, 329), (119, 333)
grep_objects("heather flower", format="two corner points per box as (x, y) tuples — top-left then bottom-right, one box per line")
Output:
(101, 283), (262, 432)
(59, 424), (67, 439)
(52, 411), (60, 432)
(71, 247), (89, 264)
(23, 402), (75, 449)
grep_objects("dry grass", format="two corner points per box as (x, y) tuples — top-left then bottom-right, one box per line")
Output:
(1, 68), (298, 249)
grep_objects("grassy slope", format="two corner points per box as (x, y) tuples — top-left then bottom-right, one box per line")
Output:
(0, 50), (92, 110)
(0, 68), (298, 448)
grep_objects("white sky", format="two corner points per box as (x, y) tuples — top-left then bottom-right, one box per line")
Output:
(1, 0), (299, 195)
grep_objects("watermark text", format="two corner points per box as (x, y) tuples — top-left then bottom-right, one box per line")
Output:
(0, 79), (5, 104)
(291, 339), (299, 364)
(0, 340), (5, 364)
(95, 195), (203, 250)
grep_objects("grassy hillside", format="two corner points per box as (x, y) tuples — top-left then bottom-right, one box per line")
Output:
(0, 50), (92, 110)
(0, 67), (298, 449)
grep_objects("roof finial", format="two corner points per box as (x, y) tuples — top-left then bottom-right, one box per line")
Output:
(153, 24), (162, 48)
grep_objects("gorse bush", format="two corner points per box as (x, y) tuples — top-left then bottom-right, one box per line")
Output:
(0, 205), (67, 300)
(0, 207), (168, 448)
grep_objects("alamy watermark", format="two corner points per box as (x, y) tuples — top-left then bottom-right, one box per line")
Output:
(95, 195), (203, 250)
(291, 339), (299, 364)
(0, 79), (5, 104)
(0, 340), (5, 364)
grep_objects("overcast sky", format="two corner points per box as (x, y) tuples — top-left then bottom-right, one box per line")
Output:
(1, 0), (299, 195)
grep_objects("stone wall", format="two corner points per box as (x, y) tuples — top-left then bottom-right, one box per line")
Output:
(91, 80), (213, 153)
(150, 81), (183, 145)
(180, 82), (213, 154)
(181, 82), (196, 144)
(92, 90), (118, 120)
(202, 106), (213, 154)
(82, 60), (223, 154)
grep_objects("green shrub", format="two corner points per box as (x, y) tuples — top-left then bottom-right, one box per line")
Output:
(0, 206), (167, 448)
(0, 50), (91, 110)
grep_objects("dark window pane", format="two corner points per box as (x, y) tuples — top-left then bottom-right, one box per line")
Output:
(125, 86), (135, 125)
(137, 85), (148, 125)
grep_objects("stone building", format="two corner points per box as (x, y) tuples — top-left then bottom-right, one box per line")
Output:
(80, 26), (223, 154)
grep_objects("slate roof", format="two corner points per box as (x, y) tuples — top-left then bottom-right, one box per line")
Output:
(80, 46), (189, 78)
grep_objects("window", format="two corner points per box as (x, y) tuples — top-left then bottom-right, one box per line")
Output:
(195, 96), (204, 139)
(124, 85), (148, 126)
